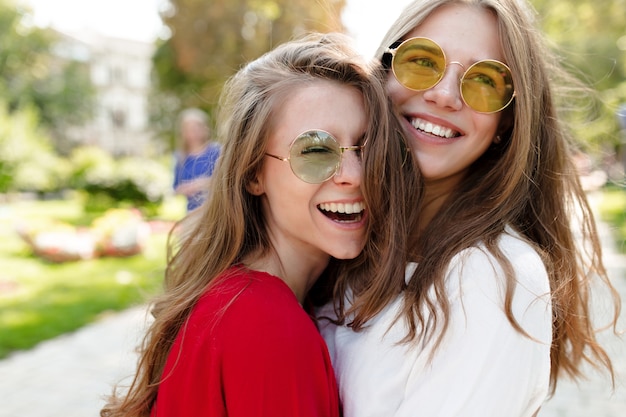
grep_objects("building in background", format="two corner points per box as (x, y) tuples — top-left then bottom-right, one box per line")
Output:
(54, 29), (156, 156)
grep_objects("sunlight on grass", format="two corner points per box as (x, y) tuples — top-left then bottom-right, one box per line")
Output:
(0, 196), (184, 359)
(597, 187), (626, 253)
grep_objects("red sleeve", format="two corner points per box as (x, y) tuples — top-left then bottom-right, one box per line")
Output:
(217, 277), (340, 417)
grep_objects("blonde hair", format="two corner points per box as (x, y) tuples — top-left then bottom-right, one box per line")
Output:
(101, 32), (419, 417)
(343, 0), (621, 394)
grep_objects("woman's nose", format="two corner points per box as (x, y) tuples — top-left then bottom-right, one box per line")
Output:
(333, 150), (362, 186)
(422, 64), (464, 111)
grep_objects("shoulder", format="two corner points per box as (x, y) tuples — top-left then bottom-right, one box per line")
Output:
(211, 268), (321, 346)
(446, 228), (551, 336)
(208, 142), (222, 152)
(449, 227), (549, 294)
(187, 268), (323, 358)
(499, 226), (543, 262)
(453, 227), (543, 266)
(215, 268), (300, 315)
(202, 142), (221, 158)
(202, 267), (296, 312)
(499, 227), (550, 294)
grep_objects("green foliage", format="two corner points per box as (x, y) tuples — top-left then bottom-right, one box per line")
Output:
(152, 0), (346, 145)
(532, 0), (624, 89)
(0, 0), (95, 148)
(597, 186), (626, 253)
(0, 120), (173, 207)
(29, 59), (96, 153)
(0, 102), (69, 193)
(68, 146), (173, 215)
(530, 0), (626, 152)
(68, 146), (117, 188)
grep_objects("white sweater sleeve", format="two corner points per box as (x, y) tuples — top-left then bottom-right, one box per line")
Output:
(395, 236), (552, 417)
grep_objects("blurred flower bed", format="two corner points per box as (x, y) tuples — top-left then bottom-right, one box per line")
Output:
(0, 196), (184, 358)
(16, 208), (151, 263)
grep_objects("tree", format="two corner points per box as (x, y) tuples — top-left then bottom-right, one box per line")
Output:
(152, 0), (346, 145)
(0, 102), (69, 193)
(530, 0), (626, 157)
(531, 0), (625, 91)
(0, 0), (96, 152)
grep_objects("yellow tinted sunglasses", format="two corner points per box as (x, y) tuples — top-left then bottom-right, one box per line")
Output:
(384, 37), (515, 114)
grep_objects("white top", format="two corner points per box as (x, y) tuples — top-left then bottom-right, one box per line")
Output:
(317, 228), (552, 417)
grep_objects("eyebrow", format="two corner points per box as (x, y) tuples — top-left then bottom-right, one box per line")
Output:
(388, 42), (439, 56)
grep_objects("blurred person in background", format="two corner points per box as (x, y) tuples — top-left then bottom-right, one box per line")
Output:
(173, 107), (221, 212)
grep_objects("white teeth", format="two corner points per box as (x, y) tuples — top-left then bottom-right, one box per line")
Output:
(319, 201), (364, 214)
(411, 118), (456, 138)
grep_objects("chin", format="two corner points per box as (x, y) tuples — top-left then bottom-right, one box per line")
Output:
(330, 244), (365, 260)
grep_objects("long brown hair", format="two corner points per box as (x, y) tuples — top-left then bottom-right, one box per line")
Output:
(101, 32), (419, 417)
(340, 0), (621, 394)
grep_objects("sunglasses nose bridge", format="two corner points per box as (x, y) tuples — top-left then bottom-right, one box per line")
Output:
(447, 61), (466, 78)
(424, 64), (465, 111)
(333, 146), (362, 180)
(438, 61), (466, 87)
(338, 145), (362, 154)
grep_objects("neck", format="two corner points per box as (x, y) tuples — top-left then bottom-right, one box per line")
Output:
(243, 249), (329, 304)
(419, 175), (463, 231)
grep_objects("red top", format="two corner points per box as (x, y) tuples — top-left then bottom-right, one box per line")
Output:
(151, 266), (340, 417)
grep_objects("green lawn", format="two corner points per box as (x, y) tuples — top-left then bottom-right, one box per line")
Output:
(0, 195), (185, 359)
(596, 186), (626, 253)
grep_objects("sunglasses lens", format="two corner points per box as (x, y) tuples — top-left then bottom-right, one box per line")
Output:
(289, 130), (341, 183)
(391, 38), (515, 113)
(392, 38), (445, 91)
(461, 60), (515, 113)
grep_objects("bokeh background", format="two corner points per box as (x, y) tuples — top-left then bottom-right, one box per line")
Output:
(0, 1), (624, 416)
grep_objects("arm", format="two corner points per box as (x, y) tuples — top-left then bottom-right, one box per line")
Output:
(174, 176), (213, 197)
(396, 240), (552, 417)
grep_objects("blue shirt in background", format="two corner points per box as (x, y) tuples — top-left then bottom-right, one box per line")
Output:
(173, 143), (221, 211)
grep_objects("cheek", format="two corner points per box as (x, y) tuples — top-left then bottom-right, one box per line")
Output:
(385, 73), (407, 105)
(473, 113), (501, 141)
(386, 79), (424, 112)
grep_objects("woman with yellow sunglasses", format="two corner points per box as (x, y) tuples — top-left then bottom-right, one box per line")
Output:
(318, 1), (620, 416)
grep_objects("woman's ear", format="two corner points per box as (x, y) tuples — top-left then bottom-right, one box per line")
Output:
(246, 176), (264, 196)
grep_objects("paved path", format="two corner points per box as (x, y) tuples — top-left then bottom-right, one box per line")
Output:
(0, 192), (624, 417)
(0, 306), (152, 417)
(538, 192), (626, 417)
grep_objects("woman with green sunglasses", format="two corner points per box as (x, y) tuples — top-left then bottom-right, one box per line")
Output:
(318, 1), (620, 416)
(101, 32), (418, 417)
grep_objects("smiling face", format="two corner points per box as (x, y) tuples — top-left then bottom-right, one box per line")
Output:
(252, 80), (368, 263)
(386, 3), (505, 195)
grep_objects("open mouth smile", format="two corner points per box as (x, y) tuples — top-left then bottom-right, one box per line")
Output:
(317, 201), (365, 223)
(410, 117), (460, 138)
